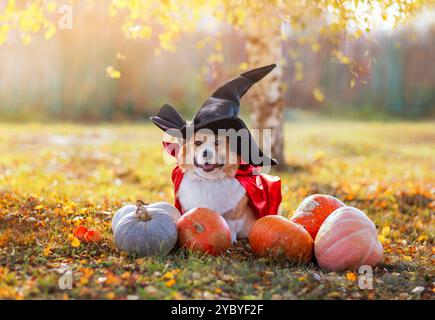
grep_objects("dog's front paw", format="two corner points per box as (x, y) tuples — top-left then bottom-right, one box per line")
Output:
(226, 219), (241, 244)
(230, 232), (238, 244)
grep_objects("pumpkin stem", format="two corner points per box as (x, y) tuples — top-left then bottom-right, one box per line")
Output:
(136, 200), (149, 206)
(193, 222), (205, 233)
(135, 200), (152, 221)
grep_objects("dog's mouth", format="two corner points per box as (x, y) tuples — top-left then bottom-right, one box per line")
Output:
(194, 158), (224, 172)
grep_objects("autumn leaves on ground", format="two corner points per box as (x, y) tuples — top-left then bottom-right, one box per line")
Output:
(0, 121), (433, 300)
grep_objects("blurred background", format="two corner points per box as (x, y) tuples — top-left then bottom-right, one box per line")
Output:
(0, 1), (434, 123)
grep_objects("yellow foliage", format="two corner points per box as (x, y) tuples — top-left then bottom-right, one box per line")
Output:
(1, 0), (428, 53)
(312, 88), (325, 103)
(294, 61), (304, 81)
(165, 279), (176, 287)
(333, 50), (351, 65)
(417, 234), (428, 242)
(44, 21), (56, 40)
(0, 0), (432, 107)
(310, 42), (321, 52)
(382, 226), (391, 238)
(71, 237), (81, 248)
(106, 66), (121, 79)
(106, 292), (116, 299)
(239, 62), (249, 71)
(46, 2), (57, 13)
(345, 272), (357, 281)
(207, 52), (224, 64)
(43, 246), (51, 257)
(21, 34), (32, 45)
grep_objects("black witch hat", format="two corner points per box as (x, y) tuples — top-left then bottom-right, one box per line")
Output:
(150, 64), (278, 166)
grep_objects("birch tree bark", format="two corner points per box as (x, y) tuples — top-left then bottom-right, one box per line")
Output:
(245, 18), (286, 169)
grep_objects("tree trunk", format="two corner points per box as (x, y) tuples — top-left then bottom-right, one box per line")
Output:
(245, 20), (286, 169)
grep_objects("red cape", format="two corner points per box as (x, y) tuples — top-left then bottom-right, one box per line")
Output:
(171, 164), (282, 218)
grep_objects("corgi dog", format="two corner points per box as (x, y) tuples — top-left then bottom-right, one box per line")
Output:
(176, 129), (257, 243)
(151, 64), (282, 244)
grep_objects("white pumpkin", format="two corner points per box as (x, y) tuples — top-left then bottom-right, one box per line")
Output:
(112, 200), (181, 256)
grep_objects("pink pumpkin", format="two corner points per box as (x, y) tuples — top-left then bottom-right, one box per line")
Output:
(314, 206), (383, 271)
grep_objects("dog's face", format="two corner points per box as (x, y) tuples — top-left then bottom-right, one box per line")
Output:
(178, 130), (239, 180)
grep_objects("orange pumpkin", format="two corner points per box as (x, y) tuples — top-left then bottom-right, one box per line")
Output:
(177, 208), (231, 256)
(83, 229), (103, 243)
(249, 216), (313, 264)
(291, 194), (345, 239)
(73, 225), (88, 240)
(73, 225), (103, 243)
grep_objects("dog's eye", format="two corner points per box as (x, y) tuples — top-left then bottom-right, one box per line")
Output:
(194, 140), (202, 146)
(214, 140), (221, 146)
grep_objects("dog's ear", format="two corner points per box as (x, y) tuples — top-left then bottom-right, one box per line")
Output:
(150, 104), (186, 133)
(163, 141), (181, 158)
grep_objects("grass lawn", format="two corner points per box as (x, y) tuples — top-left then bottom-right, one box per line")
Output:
(0, 121), (433, 300)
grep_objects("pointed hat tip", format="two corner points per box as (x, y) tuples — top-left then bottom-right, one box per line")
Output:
(240, 64), (277, 83)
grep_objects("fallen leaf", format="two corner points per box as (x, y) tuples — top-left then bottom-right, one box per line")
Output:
(346, 272), (357, 281)
(165, 279), (176, 287)
(71, 237), (81, 248)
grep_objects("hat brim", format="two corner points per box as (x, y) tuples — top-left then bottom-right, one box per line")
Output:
(179, 117), (278, 166)
(151, 111), (278, 166)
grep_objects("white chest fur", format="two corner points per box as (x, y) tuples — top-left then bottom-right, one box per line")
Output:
(178, 171), (246, 215)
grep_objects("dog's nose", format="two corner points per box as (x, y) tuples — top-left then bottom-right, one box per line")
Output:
(202, 149), (213, 160)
